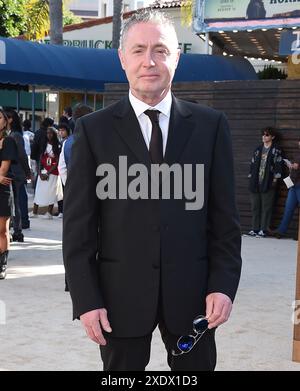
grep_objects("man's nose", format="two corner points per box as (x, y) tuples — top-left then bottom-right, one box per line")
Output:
(142, 50), (155, 67)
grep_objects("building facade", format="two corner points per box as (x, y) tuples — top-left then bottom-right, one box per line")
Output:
(68, 0), (153, 19)
(45, 6), (207, 54)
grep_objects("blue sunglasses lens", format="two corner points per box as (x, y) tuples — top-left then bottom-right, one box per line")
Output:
(193, 317), (208, 333)
(177, 336), (194, 352)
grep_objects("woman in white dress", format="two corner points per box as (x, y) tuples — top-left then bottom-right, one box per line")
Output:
(31, 127), (63, 219)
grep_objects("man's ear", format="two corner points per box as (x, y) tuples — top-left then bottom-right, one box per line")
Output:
(118, 48), (126, 71)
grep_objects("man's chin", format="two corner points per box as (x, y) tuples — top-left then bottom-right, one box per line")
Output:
(136, 84), (163, 95)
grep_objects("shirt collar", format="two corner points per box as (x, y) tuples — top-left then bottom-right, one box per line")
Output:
(129, 90), (172, 118)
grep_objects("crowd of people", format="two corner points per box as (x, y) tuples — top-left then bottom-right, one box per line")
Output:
(248, 126), (300, 238)
(0, 103), (93, 279)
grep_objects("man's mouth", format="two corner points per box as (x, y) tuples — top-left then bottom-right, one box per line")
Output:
(139, 75), (159, 78)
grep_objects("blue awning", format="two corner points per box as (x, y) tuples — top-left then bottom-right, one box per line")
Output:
(173, 53), (257, 82)
(0, 37), (257, 92)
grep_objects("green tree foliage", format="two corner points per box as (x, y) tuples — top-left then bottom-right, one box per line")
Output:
(0, 0), (27, 37)
(0, 0), (81, 40)
(258, 65), (287, 80)
(63, 8), (82, 26)
(25, 0), (50, 40)
(181, 0), (195, 27)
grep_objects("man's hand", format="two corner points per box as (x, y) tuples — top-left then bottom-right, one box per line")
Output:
(80, 308), (112, 345)
(205, 293), (232, 329)
(0, 175), (12, 186)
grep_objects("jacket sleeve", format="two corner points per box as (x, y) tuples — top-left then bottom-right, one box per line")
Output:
(58, 141), (67, 186)
(206, 113), (242, 302)
(30, 131), (40, 161)
(248, 148), (256, 178)
(63, 118), (104, 320)
(11, 132), (31, 177)
(248, 157), (253, 178)
(273, 147), (283, 179)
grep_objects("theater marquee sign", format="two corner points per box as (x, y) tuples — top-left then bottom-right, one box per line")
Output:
(194, 0), (300, 32)
(204, 0), (300, 20)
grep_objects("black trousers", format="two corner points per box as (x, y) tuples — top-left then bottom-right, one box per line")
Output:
(58, 183), (64, 214)
(12, 180), (23, 235)
(99, 298), (216, 371)
(19, 183), (29, 228)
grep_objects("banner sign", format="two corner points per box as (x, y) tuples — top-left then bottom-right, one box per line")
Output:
(204, 0), (300, 21)
(279, 30), (300, 55)
(194, 0), (300, 32)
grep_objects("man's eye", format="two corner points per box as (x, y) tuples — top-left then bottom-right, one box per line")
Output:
(156, 49), (168, 54)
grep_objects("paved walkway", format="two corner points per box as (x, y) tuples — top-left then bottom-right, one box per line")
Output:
(0, 214), (300, 371)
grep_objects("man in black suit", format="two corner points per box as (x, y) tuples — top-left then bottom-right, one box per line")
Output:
(63, 9), (242, 371)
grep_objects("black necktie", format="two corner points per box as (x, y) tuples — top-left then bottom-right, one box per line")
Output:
(144, 109), (163, 164)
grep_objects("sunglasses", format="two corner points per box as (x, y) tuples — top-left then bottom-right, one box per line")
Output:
(171, 315), (209, 356)
(262, 133), (271, 137)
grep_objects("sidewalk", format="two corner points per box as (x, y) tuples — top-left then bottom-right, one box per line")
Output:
(0, 214), (300, 371)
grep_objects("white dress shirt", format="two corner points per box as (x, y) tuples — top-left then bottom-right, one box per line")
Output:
(129, 90), (172, 156)
(58, 140), (67, 186)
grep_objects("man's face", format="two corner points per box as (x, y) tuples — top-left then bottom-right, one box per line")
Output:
(59, 128), (67, 139)
(262, 132), (273, 142)
(118, 22), (180, 101)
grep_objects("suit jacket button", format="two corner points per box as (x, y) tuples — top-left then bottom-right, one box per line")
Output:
(152, 264), (160, 269)
(153, 225), (160, 232)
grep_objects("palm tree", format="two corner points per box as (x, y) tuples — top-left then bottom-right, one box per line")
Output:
(25, 0), (71, 43)
(49, 0), (63, 44)
(181, 0), (195, 27)
(112, 0), (124, 49)
(25, 0), (50, 40)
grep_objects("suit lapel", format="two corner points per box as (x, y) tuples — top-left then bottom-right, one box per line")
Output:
(112, 95), (195, 172)
(164, 96), (195, 166)
(113, 96), (152, 173)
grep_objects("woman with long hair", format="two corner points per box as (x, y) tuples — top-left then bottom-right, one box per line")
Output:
(0, 108), (17, 279)
(5, 109), (31, 242)
(31, 127), (63, 218)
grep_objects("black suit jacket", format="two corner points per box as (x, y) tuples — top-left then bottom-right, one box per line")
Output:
(63, 95), (242, 337)
(9, 131), (31, 181)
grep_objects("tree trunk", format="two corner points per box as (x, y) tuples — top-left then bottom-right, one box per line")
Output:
(49, 0), (63, 45)
(112, 0), (123, 49)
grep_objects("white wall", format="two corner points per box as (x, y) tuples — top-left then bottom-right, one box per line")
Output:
(68, 0), (98, 12)
(98, 0), (113, 17)
(68, 0), (153, 18)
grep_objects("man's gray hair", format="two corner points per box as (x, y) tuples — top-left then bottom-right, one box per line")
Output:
(119, 9), (178, 50)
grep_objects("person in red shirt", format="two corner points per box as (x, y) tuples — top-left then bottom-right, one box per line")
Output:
(30, 127), (63, 219)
